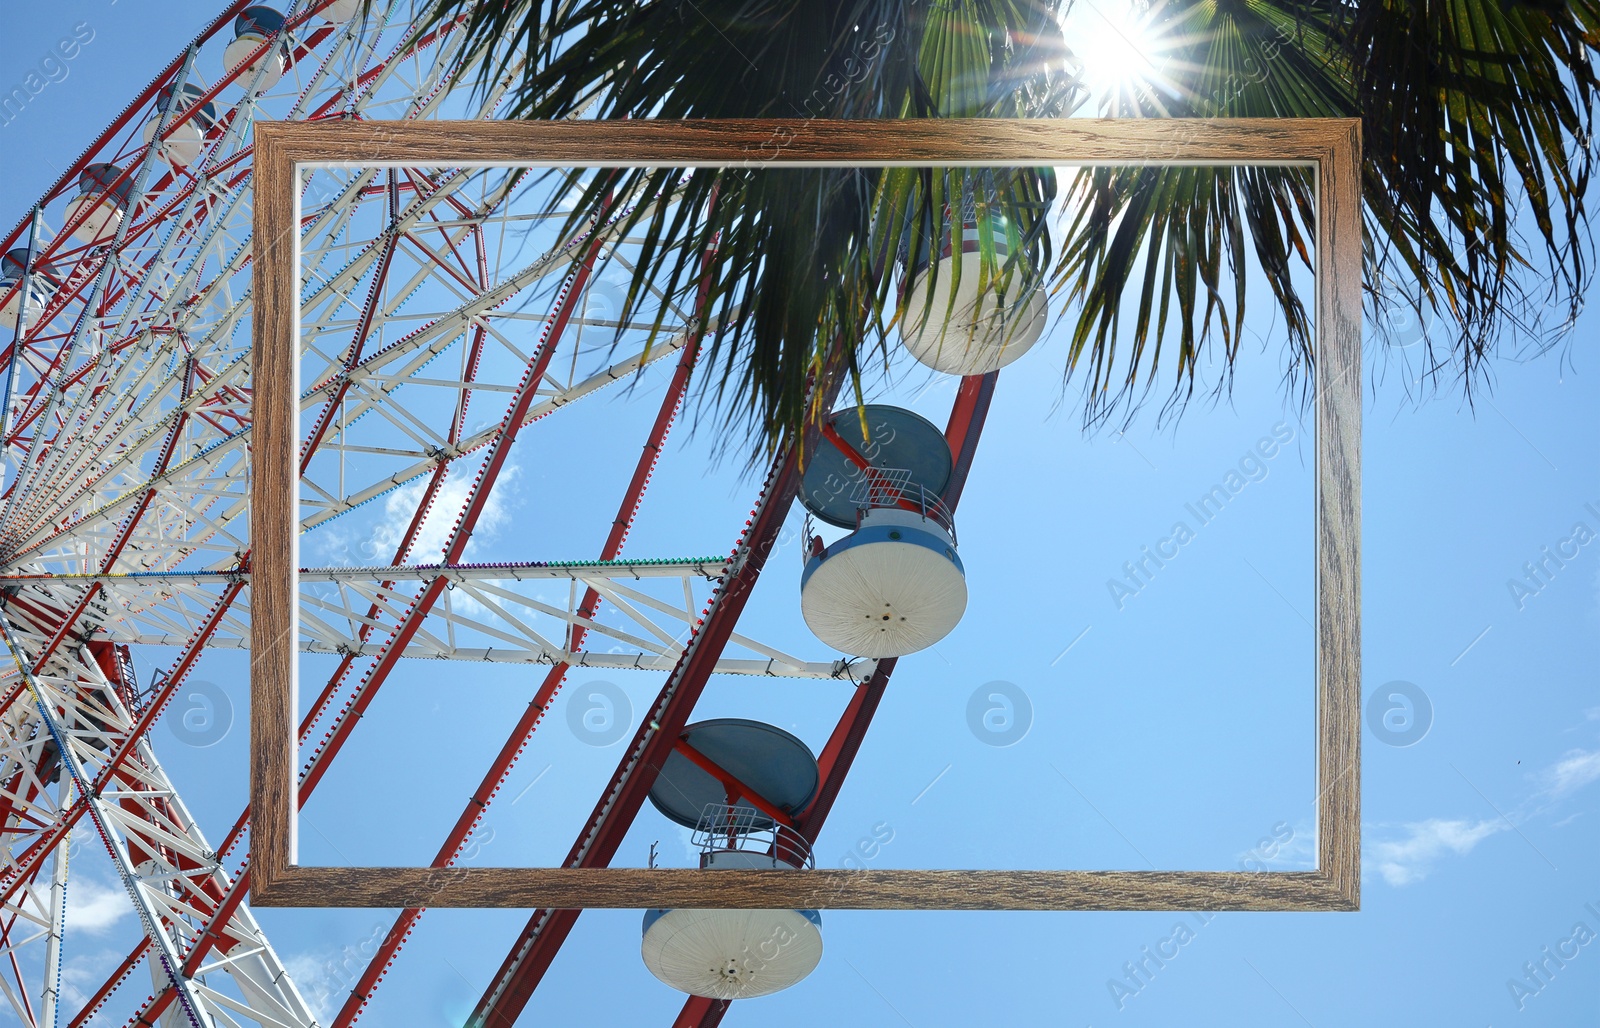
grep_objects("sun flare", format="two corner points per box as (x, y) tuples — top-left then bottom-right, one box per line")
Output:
(1059, 0), (1169, 111)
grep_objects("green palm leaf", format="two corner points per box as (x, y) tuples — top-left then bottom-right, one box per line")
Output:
(1058, 0), (1597, 422)
(419, 0), (1599, 447)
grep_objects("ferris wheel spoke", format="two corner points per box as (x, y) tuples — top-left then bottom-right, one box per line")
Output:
(5, 263), (253, 527)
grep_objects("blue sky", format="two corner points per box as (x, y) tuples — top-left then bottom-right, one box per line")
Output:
(2, 2), (1598, 1026)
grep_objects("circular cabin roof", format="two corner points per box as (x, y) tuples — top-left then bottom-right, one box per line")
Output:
(647, 718), (818, 830)
(235, 6), (286, 38)
(798, 404), (952, 529)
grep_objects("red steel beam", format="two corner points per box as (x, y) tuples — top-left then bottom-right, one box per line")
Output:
(299, 172), (401, 474)
(66, 941), (145, 1028)
(283, 199), (494, 761)
(674, 998), (730, 1027)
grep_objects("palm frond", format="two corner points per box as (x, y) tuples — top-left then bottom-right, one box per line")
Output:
(419, 0), (1600, 448)
(1054, 0), (1598, 424)
(419, 0), (1074, 460)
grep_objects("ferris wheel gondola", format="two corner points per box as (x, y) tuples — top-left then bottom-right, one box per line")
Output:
(143, 81), (221, 167)
(223, 6), (290, 92)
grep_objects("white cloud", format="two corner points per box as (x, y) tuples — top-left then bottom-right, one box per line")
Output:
(369, 461), (517, 564)
(67, 878), (133, 934)
(1368, 818), (1507, 886)
(284, 924), (389, 1022)
(304, 523), (359, 567)
(60, 948), (132, 1014)
(285, 951), (343, 1023)
(1544, 748), (1600, 797)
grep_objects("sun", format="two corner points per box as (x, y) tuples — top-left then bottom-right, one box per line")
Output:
(1059, 0), (1171, 112)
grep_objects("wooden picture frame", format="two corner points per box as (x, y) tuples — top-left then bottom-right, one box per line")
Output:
(251, 117), (1360, 911)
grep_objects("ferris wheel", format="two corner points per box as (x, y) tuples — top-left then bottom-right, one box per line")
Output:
(0, 2), (1050, 1025)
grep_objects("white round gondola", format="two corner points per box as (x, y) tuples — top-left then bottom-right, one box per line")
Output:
(642, 906), (823, 1000)
(801, 505), (966, 658)
(317, 0), (366, 22)
(142, 117), (211, 168)
(144, 82), (219, 167)
(898, 218), (1049, 375)
(223, 34), (287, 91)
(0, 281), (47, 331)
(63, 193), (123, 245)
(64, 164), (132, 246)
(225, 8), (289, 92)
(0, 250), (51, 331)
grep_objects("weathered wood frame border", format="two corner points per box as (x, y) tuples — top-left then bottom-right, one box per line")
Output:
(251, 118), (1360, 911)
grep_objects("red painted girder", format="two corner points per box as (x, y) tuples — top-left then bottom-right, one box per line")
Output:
(800, 657), (898, 842)
(66, 940), (145, 1028)
(179, 864), (251, 977)
(4, 939), (34, 1027)
(12, 180), (596, 556)
(674, 998), (730, 1027)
